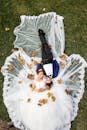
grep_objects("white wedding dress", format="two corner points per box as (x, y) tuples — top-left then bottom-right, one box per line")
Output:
(1, 12), (87, 130)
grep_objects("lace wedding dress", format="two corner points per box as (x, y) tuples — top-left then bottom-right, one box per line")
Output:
(1, 12), (87, 130)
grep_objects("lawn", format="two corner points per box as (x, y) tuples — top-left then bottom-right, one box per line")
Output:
(0, 0), (87, 130)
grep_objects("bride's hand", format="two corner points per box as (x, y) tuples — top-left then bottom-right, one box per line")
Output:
(37, 88), (46, 92)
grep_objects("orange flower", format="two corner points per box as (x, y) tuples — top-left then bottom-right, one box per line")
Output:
(65, 89), (72, 95)
(27, 74), (34, 80)
(30, 84), (36, 91)
(37, 103), (42, 106)
(38, 98), (48, 105)
(30, 51), (37, 57)
(57, 79), (62, 84)
(27, 98), (31, 102)
(18, 80), (23, 84)
(8, 65), (14, 70)
(42, 99), (48, 104)
(17, 55), (25, 65)
(60, 54), (68, 61)
(47, 92), (53, 98)
(27, 64), (33, 69)
(51, 96), (56, 102)
(33, 60), (38, 65)
(30, 84), (33, 88)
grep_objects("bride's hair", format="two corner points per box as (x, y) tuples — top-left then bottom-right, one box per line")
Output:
(46, 81), (53, 88)
(45, 76), (53, 88)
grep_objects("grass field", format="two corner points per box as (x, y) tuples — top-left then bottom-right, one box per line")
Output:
(0, 0), (87, 130)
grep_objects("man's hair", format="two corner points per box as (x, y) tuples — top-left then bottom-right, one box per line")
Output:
(38, 29), (53, 64)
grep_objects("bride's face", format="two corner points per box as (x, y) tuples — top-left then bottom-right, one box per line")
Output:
(38, 71), (44, 79)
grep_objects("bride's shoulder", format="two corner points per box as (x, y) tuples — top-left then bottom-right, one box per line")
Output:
(33, 78), (46, 88)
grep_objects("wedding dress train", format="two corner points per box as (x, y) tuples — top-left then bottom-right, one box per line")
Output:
(1, 12), (87, 130)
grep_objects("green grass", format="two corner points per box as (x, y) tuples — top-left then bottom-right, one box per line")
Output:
(0, 0), (87, 129)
